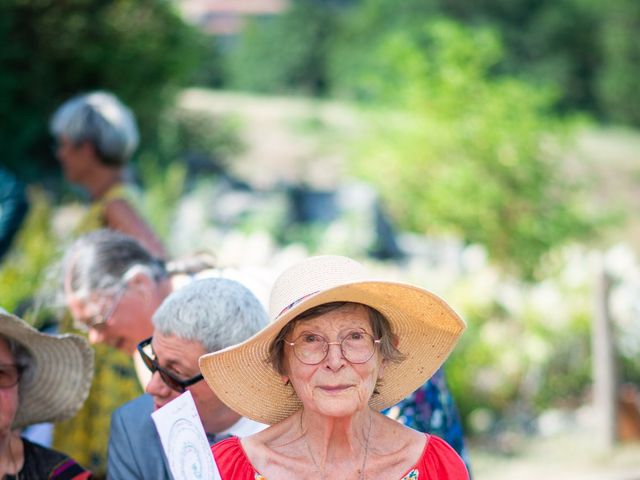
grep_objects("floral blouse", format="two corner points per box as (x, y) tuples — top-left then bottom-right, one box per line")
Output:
(384, 368), (470, 470)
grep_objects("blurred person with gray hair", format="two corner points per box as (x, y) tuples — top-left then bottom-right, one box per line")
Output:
(107, 277), (268, 480)
(50, 90), (164, 257)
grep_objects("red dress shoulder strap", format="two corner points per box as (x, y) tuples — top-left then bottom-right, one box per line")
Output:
(212, 437), (257, 480)
(413, 434), (470, 479)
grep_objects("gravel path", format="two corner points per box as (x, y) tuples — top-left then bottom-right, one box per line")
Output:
(471, 432), (640, 480)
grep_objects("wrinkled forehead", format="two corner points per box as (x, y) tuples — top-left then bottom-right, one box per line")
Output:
(290, 303), (373, 335)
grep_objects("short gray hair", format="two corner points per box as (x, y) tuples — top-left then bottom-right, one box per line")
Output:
(152, 277), (268, 353)
(62, 229), (166, 300)
(50, 90), (139, 166)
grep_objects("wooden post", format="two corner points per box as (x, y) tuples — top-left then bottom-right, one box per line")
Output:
(591, 258), (618, 448)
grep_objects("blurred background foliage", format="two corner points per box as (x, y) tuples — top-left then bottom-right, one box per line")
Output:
(1, 0), (639, 444)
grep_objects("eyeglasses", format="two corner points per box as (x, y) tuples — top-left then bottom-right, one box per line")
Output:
(285, 330), (381, 365)
(0, 364), (23, 389)
(76, 287), (126, 332)
(137, 337), (204, 393)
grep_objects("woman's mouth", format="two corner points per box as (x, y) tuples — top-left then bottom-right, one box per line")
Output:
(318, 384), (353, 393)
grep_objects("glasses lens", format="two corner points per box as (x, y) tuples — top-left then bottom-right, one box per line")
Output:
(158, 370), (185, 393)
(75, 288), (124, 332)
(293, 334), (328, 365)
(342, 331), (375, 363)
(0, 365), (20, 388)
(137, 338), (187, 393)
(141, 352), (155, 373)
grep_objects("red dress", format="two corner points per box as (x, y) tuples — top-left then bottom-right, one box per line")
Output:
(212, 434), (469, 479)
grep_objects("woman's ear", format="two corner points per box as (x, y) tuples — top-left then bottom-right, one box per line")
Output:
(127, 269), (155, 298)
(281, 375), (290, 386)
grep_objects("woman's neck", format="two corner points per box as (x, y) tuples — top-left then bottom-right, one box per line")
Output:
(201, 404), (242, 436)
(0, 433), (23, 477)
(84, 167), (123, 200)
(299, 408), (374, 471)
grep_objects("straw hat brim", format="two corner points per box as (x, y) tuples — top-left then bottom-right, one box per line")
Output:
(0, 311), (94, 429)
(199, 280), (465, 425)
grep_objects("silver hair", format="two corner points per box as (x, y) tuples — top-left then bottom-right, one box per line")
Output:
(152, 277), (267, 353)
(62, 229), (166, 300)
(50, 90), (139, 166)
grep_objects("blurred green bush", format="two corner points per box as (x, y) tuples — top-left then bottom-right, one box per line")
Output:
(222, 0), (640, 127)
(339, 20), (600, 278)
(0, 188), (60, 325)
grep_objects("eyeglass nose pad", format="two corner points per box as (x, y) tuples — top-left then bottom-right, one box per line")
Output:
(324, 341), (347, 363)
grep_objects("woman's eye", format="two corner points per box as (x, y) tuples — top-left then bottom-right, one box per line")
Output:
(167, 368), (185, 379)
(301, 334), (321, 344)
(347, 331), (364, 340)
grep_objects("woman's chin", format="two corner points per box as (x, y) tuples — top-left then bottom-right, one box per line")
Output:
(310, 397), (364, 418)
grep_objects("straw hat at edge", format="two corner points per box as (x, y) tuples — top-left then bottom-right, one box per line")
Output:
(0, 308), (94, 429)
(200, 255), (466, 425)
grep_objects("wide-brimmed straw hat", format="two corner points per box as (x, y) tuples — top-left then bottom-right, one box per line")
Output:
(199, 255), (466, 425)
(0, 308), (94, 429)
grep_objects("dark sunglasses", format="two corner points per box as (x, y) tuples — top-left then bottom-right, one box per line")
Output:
(137, 337), (203, 393)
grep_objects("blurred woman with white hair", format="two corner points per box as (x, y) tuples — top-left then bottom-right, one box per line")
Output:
(50, 89), (164, 257)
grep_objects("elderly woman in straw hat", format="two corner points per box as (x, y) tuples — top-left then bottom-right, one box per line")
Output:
(200, 255), (469, 479)
(0, 308), (93, 479)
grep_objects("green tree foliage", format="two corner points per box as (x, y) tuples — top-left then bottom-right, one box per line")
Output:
(437, 0), (640, 126)
(596, 0), (640, 126)
(226, 0), (639, 126)
(226, 0), (338, 95)
(0, 0), (207, 181)
(341, 21), (596, 278)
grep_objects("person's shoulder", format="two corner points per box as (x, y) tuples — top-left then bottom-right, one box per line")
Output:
(421, 434), (470, 479)
(212, 437), (256, 479)
(113, 393), (154, 422)
(21, 438), (91, 480)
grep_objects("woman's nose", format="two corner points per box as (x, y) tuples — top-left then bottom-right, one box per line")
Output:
(324, 341), (346, 369)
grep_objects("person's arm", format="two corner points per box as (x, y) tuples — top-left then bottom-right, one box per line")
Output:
(107, 408), (143, 480)
(103, 198), (166, 258)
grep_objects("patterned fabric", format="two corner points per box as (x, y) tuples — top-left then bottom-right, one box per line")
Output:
(8, 438), (92, 480)
(384, 368), (469, 468)
(52, 184), (144, 476)
(401, 469), (419, 480)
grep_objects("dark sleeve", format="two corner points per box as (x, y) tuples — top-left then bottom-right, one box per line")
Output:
(19, 438), (91, 480)
(107, 407), (142, 480)
(0, 169), (29, 260)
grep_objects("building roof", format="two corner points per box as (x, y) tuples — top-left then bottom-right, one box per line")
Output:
(180, 0), (288, 34)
